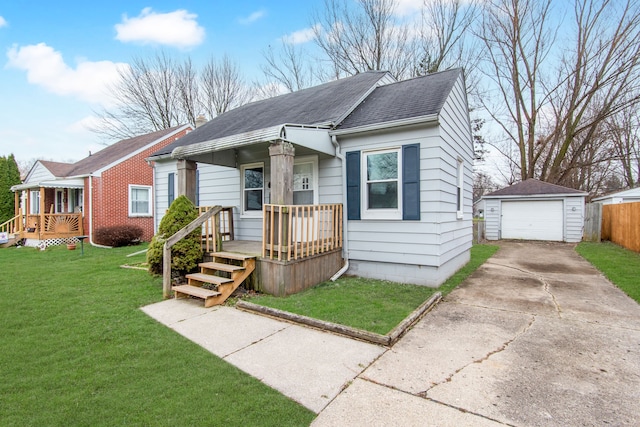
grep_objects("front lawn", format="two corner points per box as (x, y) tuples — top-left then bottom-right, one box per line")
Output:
(576, 241), (640, 303)
(0, 244), (314, 427)
(247, 244), (499, 335)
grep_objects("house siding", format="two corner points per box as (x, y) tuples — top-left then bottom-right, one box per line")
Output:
(484, 199), (501, 240)
(90, 128), (190, 242)
(337, 76), (473, 286)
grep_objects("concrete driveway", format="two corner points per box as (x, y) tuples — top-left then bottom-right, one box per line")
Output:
(313, 242), (640, 426)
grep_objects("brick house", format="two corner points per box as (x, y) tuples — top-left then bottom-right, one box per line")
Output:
(10, 125), (192, 246)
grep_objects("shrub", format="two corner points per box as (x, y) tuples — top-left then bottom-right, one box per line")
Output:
(94, 225), (143, 247)
(147, 195), (202, 276)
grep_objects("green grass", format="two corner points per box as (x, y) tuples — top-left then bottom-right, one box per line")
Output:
(0, 244), (314, 427)
(576, 241), (640, 303)
(247, 244), (499, 335)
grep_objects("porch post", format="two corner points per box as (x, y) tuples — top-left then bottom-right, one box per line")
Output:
(39, 188), (45, 234)
(268, 140), (295, 205)
(14, 191), (19, 217)
(177, 159), (197, 204)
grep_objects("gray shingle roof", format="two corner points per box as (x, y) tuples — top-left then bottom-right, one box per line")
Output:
(337, 68), (462, 130)
(153, 71), (391, 157)
(484, 179), (587, 197)
(43, 126), (185, 178)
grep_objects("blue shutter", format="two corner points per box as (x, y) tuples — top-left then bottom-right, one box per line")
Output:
(195, 169), (200, 207)
(346, 151), (361, 220)
(168, 173), (175, 206)
(402, 144), (420, 220)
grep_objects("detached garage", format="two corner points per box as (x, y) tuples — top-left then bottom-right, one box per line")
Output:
(482, 179), (587, 243)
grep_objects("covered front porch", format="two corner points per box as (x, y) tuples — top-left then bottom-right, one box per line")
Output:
(4, 183), (84, 246)
(166, 126), (345, 298)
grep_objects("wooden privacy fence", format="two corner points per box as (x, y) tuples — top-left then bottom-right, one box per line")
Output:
(602, 202), (640, 252)
(263, 203), (343, 261)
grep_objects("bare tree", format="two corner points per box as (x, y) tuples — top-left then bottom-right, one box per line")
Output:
(261, 42), (319, 92)
(477, 0), (640, 190)
(473, 171), (498, 203)
(201, 55), (253, 118)
(312, 0), (415, 79)
(607, 107), (640, 188)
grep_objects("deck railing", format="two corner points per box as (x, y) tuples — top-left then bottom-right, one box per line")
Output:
(198, 206), (234, 252)
(3, 211), (83, 238)
(262, 203), (343, 261)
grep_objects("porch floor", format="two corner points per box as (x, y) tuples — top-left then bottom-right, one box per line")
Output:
(219, 240), (262, 257)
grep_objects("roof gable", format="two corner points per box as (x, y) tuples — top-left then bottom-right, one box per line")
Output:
(484, 179), (587, 197)
(154, 71), (392, 157)
(337, 68), (462, 130)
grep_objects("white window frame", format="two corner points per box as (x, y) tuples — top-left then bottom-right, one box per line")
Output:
(129, 184), (153, 217)
(241, 162), (264, 217)
(30, 191), (40, 215)
(55, 189), (65, 213)
(457, 158), (464, 219)
(293, 155), (319, 205)
(361, 147), (402, 220)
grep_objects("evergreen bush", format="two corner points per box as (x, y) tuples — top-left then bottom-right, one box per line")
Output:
(147, 195), (202, 276)
(94, 225), (143, 247)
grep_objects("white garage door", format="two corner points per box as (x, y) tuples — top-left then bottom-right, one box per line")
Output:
(501, 200), (564, 241)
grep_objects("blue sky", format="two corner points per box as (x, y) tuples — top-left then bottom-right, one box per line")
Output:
(2, 1), (424, 167)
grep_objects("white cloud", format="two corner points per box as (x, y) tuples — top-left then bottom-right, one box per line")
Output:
(239, 10), (266, 25)
(281, 25), (320, 44)
(0, 16), (7, 28)
(6, 43), (127, 106)
(115, 7), (205, 48)
(395, 0), (425, 16)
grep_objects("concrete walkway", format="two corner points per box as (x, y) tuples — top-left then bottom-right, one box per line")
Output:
(143, 242), (640, 426)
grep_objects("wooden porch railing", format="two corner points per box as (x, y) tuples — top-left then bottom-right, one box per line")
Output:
(2, 210), (83, 239)
(0, 211), (22, 234)
(262, 203), (343, 261)
(198, 206), (234, 252)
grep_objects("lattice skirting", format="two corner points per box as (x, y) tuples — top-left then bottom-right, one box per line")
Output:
(24, 237), (80, 248)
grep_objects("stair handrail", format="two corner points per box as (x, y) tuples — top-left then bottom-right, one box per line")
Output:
(0, 212), (22, 234)
(163, 205), (223, 298)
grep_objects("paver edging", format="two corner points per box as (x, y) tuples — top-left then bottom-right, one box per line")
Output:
(235, 292), (442, 346)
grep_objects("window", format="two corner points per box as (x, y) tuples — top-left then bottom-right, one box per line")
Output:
(55, 189), (64, 213)
(129, 185), (152, 216)
(346, 144), (420, 221)
(168, 173), (175, 206)
(293, 156), (318, 205)
(30, 191), (40, 214)
(69, 189), (83, 213)
(362, 148), (402, 219)
(457, 159), (464, 219)
(241, 163), (264, 215)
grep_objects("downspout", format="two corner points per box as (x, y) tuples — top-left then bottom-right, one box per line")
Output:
(330, 135), (349, 281)
(88, 174), (111, 248)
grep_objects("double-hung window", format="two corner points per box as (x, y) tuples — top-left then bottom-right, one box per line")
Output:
(129, 185), (152, 217)
(456, 158), (464, 219)
(346, 144), (421, 221)
(30, 191), (40, 214)
(362, 148), (402, 219)
(241, 163), (264, 215)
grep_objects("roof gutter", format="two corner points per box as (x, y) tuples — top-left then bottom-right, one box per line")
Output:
(330, 113), (439, 136)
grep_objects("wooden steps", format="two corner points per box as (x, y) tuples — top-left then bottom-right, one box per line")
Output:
(173, 251), (256, 308)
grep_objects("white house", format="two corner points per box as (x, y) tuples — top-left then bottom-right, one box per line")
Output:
(482, 179), (587, 243)
(592, 187), (640, 205)
(148, 69), (474, 294)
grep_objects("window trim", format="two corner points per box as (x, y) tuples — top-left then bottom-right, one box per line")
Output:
(361, 147), (403, 220)
(240, 162), (265, 217)
(456, 158), (464, 220)
(129, 184), (153, 217)
(30, 191), (40, 215)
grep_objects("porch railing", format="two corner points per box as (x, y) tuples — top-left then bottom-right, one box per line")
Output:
(0, 211), (22, 234)
(3, 211), (83, 238)
(198, 206), (234, 252)
(262, 203), (343, 261)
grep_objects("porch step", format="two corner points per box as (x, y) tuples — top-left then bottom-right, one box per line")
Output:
(185, 273), (233, 286)
(173, 285), (221, 308)
(199, 261), (245, 273)
(210, 251), (255, 261)
(174, 252), (256, 308)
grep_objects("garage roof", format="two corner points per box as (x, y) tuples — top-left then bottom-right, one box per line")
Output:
(483, 179), (587, 198)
